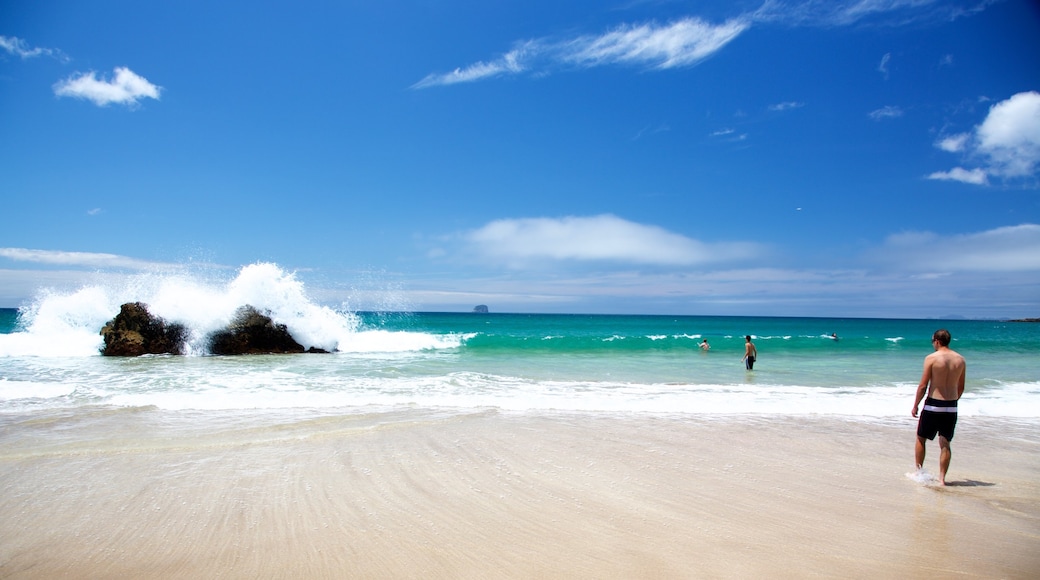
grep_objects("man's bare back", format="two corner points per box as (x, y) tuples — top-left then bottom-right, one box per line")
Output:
(920, 347), (966, 401)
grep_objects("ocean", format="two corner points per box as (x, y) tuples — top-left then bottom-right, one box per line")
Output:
(3, 263), (1040, 578)
(1, 262), (1037, 421)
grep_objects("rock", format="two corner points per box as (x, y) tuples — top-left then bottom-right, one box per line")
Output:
(100, 302), (188, 356)
(207, 305), (308, 355)
(473, 304), (489, 313)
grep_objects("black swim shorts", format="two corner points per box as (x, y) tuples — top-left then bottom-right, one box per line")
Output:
(917, 397), (958, 441)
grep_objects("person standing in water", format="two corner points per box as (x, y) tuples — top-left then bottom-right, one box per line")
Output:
(743, 335), (757, 370)
(911, 329), (966, 486)
(700, 339), (710, 351)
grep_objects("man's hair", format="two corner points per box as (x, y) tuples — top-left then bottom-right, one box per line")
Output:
(933, 329), (951, 347)
(745, 335), (751, 341)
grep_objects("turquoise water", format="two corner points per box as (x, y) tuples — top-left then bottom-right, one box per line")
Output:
(0, 308), (18, 333)
(354, 311), (1038, 389)
(0, 264), (1037, 418)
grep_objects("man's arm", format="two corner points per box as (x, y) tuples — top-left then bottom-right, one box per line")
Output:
(957, 359), (966, 399)
(912, 358), (931, 417)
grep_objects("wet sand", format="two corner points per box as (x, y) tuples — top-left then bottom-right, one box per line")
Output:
(1, 411), (1038, 578)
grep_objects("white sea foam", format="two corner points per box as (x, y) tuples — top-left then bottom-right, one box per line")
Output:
(905, 469), (938, 485)
(0, 378), (77, 400)
(0, 263), (415, 357)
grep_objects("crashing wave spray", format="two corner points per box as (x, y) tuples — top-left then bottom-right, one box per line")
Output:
(3, 263), (362, 356)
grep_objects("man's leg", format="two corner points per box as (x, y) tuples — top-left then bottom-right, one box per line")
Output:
(915, 436), (926, 470)
(938, 436), (951, 485)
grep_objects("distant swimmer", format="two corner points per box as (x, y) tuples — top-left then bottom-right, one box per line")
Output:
(742, 335), (757, 370)
(700, 339), (710, 351)
(831, 333), (839, 341)
(911, 329), (966, 486)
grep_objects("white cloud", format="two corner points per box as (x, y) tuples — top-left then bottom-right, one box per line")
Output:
(926, 167), (988, 185)
(873, 224), (1040, 272)
(751, 0), (998, 27)
(975, 90), (1040, 178)
(53, 67), (161, 107)
(633, 124), (671, 140)
(0, 248), (175, 271)
(930, 91), (1040, 185)
(0, 35), (66, 61)
(415, 1), (997, 89)
(878, 52), (890, 78)
(768, 101), (804, 111)
(868, 105), (903, 120)
(412, 46), (530, 89)
(466, 215), (761, 266)
(935, 132), (969, 152)
(414, 17), (748, 88)
(561, 17), (749, 70)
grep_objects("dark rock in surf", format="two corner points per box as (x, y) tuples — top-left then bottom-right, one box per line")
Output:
(473, 304), (489, 313)
(100, 302), (188, 356)
(207, 305), (309, 355)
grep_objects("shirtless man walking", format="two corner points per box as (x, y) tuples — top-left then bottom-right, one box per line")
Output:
(911, 329), (966, 485)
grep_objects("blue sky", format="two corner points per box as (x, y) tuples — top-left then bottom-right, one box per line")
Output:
(2, 0), (1039, 318)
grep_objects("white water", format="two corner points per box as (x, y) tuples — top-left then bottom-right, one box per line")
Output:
(0, 263), (457, 357)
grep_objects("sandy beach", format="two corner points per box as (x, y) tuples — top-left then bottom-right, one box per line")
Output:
(1, 411), (1038, 579)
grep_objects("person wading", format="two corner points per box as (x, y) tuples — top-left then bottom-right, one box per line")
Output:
(911, 329), (966, 486)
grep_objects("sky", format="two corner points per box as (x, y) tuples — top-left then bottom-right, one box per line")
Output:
(1, 0), (1039, 318)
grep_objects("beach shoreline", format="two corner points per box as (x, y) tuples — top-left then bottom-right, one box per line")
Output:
(1, 411), (1037, 578)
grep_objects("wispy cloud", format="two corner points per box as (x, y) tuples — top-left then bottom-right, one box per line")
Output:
(871, 224), (1040, 272)
(768, 101), (805, 112)
(929, 91), (1040, 185)
(406, 222), (1040, 317)
(559, 17), (750, 70)
(751, 0), (999, 28)
(709, 127), (748, 142)
(877, 52), (890, 78)
(465, 215), (762, 267)
(633, 124), (671, 140)
(868, 105), (903, 120)
(0, 35), (67, 61)
(53, 67), (161, 107)
(926, 167), (988, 185)
(414, 17), (749, 88)
(0, 248), (176, 271)
(412, 46), (532, 88)
(414, 1), (996, 88)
